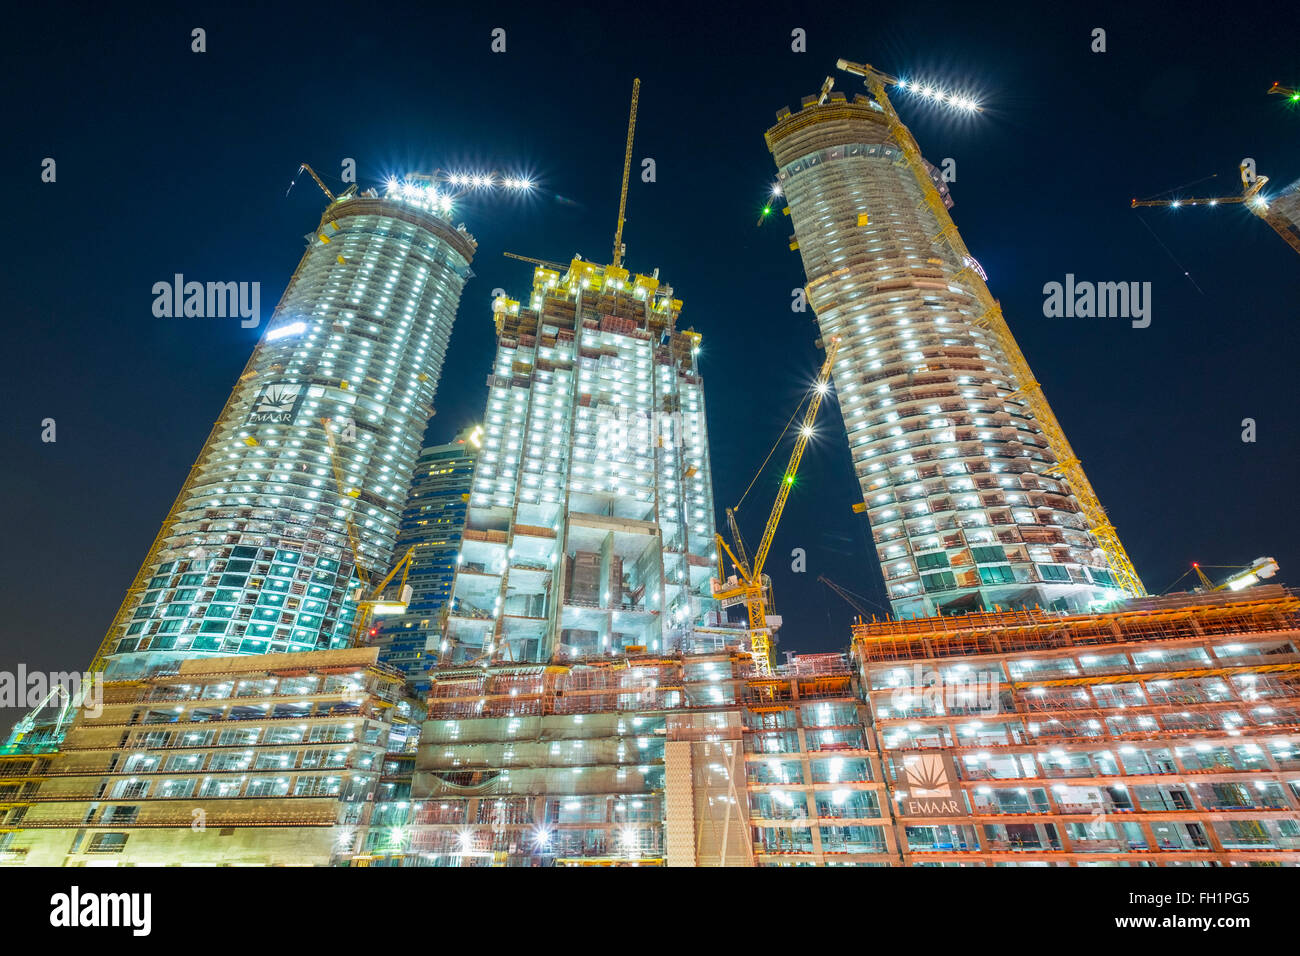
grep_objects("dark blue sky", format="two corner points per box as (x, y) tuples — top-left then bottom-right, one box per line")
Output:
(3, 0), (1297, 728)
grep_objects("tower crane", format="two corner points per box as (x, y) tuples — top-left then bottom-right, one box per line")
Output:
(836, 58), (1145, 598)
(1268, 82), (1300, 102)
(288, 163), (337, 202)
(503, 251), (570, 272)
(1131, 161), (1300, 256)
(1192, 557), (1280, 593)
(713, 337), (840, 676)
(612, 78), (640, 269)
(816, 575), (881, 621)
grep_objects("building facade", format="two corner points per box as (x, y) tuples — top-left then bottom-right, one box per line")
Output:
(381, 649), (888, 867)
(373, 425), (481, 688)
(437, 257), (722, 666)
(767, 85), (1136, 619)
(0, 648), (418, 867)
(101, 184), (476, 679)
(854, 585), (1300, 865)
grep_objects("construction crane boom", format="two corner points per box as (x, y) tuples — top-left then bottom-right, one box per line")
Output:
(292, 163), (336, 202)
(1193, 557), (1280, 593)
(1131, 162), (1300, 257)
(726, 508), (752, 578)
(751, 339), (840, 580)
(504, 251), (569, 272)
(838, 58), (1145, 597)
(1131, 163), (1268, 208)
(714, 337), (840, 675)
(611, 78), (640, 269)
(816, 575), (875, 619)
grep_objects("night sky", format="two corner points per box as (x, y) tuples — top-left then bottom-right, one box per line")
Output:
(4, 0), (1298, 730)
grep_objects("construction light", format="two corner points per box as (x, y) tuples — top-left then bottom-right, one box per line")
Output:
(267, 321), (307, 341)
(899, 79), (980, 111)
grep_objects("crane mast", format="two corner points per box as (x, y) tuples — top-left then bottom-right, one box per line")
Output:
(611, 78), (640, 269)
(714, 337), (840, 675)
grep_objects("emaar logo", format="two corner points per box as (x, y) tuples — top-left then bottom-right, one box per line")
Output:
(247, 382), (306, 426)
(49, 886), (151, 936)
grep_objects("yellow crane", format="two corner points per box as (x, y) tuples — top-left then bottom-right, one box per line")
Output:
(504, 251), (569, 272)
(320, 417), (417, 644)
(1192, 557), (1280, 593)
(816, 575), (879, 621)
(713, 336), (840, 675)
(836, 58), (1146, 598)
(611, 78), (640, 269)
(1131, 162), (1300, 256)
(289, 163), (337, 202)
(1268, 81), (1300, 102)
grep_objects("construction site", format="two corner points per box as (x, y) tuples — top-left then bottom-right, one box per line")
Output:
(2, 60), (1295, 872)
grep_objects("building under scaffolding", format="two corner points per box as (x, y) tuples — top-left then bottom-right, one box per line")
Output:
(0, 648), (418, 866)
(361, 650), (890, 866)
(854, 585), (1300, 865)
(436, 257), (723, 666)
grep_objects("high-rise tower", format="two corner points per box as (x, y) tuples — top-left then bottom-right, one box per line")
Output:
(767, 67), (1143, 619)
(435, 257), (723, 665)
(97, 184), (476, 678)
(373, 424), (481, 688)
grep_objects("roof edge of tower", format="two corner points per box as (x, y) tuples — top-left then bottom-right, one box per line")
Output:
(319, 197), (478, 263)
(764, 97), (887, 153)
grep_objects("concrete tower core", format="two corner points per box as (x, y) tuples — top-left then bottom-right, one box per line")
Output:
(436, 257), (724, 666)
(99, 189), (476, 678)
(767, 86), (1135, 619)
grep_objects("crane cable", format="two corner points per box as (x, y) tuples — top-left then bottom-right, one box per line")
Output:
(734, 391), (810, 512)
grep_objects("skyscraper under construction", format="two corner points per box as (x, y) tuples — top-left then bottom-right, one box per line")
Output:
(96, 180), (477, 678)
(767, 64), (1144, 620)
(435, 257), (724, 665)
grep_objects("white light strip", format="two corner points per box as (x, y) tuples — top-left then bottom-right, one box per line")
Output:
(267, 320), (307, 341)
(895, 78), (980, 111)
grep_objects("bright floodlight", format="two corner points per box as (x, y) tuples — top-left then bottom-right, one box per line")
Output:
(1171, 201), (1182, 208)
(267, 320), (307, 341)
(801, 426), (814, 437)
(815, 381), (830, 395)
